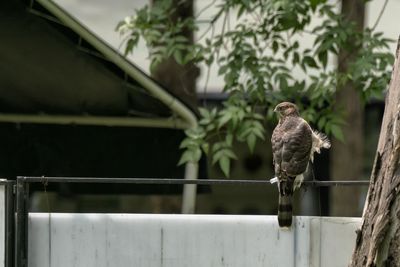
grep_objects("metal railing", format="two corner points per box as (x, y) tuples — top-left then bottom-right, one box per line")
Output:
(10, 176), (370, 267)
(1, 180), (15, 267)
(17, 176), (370, 186)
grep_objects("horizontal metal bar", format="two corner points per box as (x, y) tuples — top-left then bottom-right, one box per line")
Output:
(0, 179), (13, 185)
(17, 177), (370, 187)
(0, 114), (188, 129)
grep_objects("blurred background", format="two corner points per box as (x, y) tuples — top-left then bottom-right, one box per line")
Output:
(0, 0), (398, 217)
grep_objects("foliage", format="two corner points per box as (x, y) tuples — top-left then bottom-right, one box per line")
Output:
(117, 0), (394, 177)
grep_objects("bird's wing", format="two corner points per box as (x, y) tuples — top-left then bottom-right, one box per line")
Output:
(271, 124), (284, 175)
(280, 118), (313, 177)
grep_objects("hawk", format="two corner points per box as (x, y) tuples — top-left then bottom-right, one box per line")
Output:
(271, 102), (330, 227)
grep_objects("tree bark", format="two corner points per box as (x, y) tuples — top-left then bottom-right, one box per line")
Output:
(350, 37), (400, 267)
(151, 0), (199, 110)
(330, 0), (365, 217)
(149, 0), (199, 213)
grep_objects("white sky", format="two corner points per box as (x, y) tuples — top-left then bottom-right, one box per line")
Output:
(54, 0), (400, 92)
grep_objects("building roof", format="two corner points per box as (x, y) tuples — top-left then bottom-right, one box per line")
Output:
(0, 0), (207, 192)
(0, 0), (197, 129)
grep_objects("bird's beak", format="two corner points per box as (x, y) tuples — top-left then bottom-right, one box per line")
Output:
(273, 107), (278, 113)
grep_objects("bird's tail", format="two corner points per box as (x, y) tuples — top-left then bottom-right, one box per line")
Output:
(278, 193), (293, 227)
(278, 178), (294, 227)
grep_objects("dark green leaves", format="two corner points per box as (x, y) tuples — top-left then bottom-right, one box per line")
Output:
(118, 0), (394, 177)
(178, 101), (265, 177)
(237, 118), (265, 153)
(212, 140), (237, 177)
(116, 1), (200, 71)
(178, 127), (205, 166)
(310, 0), (327, 10)
(303, 56), (318, 69)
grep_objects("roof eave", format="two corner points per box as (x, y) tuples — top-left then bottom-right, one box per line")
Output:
(35, 0), (197, 129)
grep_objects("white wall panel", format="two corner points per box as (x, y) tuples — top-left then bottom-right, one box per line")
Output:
(28, 214), (360, 267)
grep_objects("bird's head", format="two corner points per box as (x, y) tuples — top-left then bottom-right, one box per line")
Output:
(274, 102), (299, 117)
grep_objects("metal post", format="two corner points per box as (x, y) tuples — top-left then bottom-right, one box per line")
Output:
(5, 181), (15, 267)
(15, 178), (28, 267)
(0, 180), (8, 267)
(181, 162), (199, 214)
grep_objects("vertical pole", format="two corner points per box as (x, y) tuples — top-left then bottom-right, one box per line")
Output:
(181, 162), (198, 214)
(0, 180), (7, 267)
(15, 178), (28, 267)
(5, 181), (15, 267)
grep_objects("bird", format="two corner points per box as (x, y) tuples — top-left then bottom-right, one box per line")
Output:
(271, 102), (330, 228)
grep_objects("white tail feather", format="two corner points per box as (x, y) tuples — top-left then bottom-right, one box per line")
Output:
(310, 130), (330, 162)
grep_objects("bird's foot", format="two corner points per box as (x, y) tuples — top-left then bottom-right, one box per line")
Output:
(270, 177), (279, 184)
(293, 175), (304, 191)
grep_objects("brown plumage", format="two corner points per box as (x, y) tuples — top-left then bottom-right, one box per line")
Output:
(271, 102), (330, 227)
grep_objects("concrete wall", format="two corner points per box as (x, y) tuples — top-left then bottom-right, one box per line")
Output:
(28, 213), (360, 267)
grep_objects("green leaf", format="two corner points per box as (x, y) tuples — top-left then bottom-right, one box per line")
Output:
(237, 5), (246, 19)
(206, 54), (214, 66)
(303, 56), (318, 68)
(310, 0), (326, 10)
(331, 124), (344, 142)
(201, 143), (209, 154)
(187, 127), (203, 138)
(179, 138), (197, 149)
(247, 134), (257, 153)
(206, 124), (215, 131)
(317, 116), (326, 130)
(213, 147), (237, 164)
(226, 134), (234, 146)
(318, 51), (328, 68)
(292, 52), (300, 65)
(252, 113), (264, 120)
(199, 107), (210, 119)
(178, 150), (192, 166)
(173, 49), (184, 65)
(218, 112), (231, 128)
(224, 149), (237, 160)
(178, 147), (202, 166)
(252, 127), (265, 139)
(192, 147), (202, 162)
(174, 36), (188, 43)
(219, 156), (230, 177)
(218, 65), (229, 76)
(272, 41), (279, 53)
(150, 56), (162, 72)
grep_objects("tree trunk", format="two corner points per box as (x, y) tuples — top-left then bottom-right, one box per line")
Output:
(151, 0), (199, 110)
(330, 0), (365, 217)
(149, 0), (199, 213)
(350, 37), (400, 267)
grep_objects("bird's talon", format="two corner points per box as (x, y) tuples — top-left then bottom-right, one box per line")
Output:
(270, 177), (278, 184)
